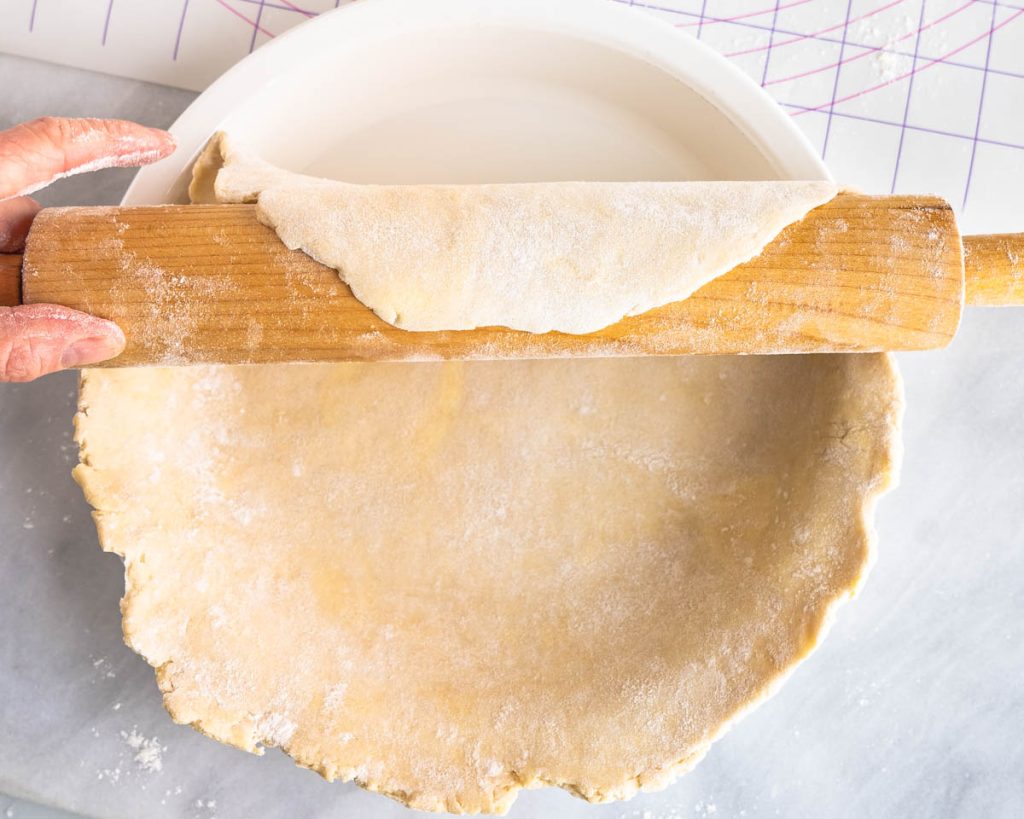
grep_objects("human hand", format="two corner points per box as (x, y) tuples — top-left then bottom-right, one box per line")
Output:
(0, 117), (176, 382)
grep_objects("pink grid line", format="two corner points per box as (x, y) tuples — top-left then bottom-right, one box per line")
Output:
(791, 8), (1024, 115)
(211, 0), (275, 39)
(675, 0), (815, 29)
(625, 0), (1023, 80)
(274, 0), (317, 17)
(235, 0), (317, 15)
(765, 1), (975, 88)
(725, 0), (905, 58)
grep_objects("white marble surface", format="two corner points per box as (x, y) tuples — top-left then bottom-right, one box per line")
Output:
(1, 53), (1023, 819)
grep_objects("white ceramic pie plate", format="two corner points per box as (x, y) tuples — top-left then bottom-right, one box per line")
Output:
(119, 0), (829, 812)
(125, 0), (827, 208)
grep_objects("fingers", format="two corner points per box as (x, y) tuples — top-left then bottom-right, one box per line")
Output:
(0, 304), (125, 382)
(0, 196), (41, 252)
(0, 117), (177, 201)
(0, 117), (166, 380)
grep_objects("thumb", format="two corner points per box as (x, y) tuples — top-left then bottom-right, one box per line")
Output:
(0, 304), (125, 382)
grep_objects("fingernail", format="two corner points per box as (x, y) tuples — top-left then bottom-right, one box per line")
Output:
(146, 126), (177, 148)
(60, 334), (124, 368)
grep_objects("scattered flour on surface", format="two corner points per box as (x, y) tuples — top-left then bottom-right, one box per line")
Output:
(617, 800), (718, 819)
(852, 14), (917, 82)
(120, 727), (166, 773)
(193, 797), (219, 818)
(161, 785), (185, 805)
(91, 656), (117, 681)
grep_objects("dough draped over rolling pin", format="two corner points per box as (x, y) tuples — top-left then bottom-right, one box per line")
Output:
(190, 133), (837, 334)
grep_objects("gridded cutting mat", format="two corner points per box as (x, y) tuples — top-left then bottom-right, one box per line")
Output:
(0, 0), (1021, 231)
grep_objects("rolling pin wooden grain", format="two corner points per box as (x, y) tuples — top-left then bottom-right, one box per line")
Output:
(0, 192), (1021, 367)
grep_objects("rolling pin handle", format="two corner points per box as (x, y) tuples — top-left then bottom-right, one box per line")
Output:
(0, 254), (23, 308)
(963, 234), (1024, 306)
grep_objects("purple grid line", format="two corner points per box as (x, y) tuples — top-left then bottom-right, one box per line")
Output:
(28, 0), (38, 31)
(617, 0), (1024, 81)
(249, 0), (268, 53)
(821, 0), (855, 160)
(697, 0), (709, 39)
(782, 101), (1024, 151)
(963, 0), (1001, 208)
(173, 0), (190, 61)
(759, 1), (784, 87)
(890, 0), (928, 192)
(100, 0), (114, 46)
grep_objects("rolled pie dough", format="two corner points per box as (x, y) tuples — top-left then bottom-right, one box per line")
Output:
(190, 133), (837, 334)
(72, 147), (902, 813)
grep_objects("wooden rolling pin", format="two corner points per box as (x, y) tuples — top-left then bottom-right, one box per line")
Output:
(0, 192), (1021, 367)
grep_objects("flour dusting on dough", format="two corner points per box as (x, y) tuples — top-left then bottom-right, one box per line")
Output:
(73, 354), (902, 814)
(190, 133), (837, 334)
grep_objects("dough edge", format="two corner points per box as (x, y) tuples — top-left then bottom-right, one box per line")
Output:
(72, 355), (903, 815)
